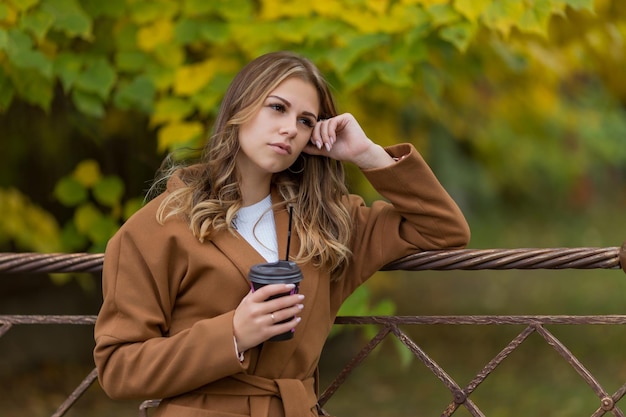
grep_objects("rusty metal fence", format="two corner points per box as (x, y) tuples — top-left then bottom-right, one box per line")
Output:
(1, 245), (625, 417)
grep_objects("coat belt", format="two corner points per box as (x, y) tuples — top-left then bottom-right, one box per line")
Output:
(194, 374), (317, 417)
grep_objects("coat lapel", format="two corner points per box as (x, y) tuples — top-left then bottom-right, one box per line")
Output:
(209, 189), (297, 286)
(210, 226), (265, 287)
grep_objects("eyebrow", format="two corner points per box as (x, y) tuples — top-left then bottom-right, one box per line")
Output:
(267, 95), (318, 120)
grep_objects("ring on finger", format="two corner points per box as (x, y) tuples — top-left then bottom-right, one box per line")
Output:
(270, 313), (275, 323)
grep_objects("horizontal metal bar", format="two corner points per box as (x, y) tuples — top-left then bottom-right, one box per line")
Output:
(3, 315), (625, 327)
(1, 245), (624, 274)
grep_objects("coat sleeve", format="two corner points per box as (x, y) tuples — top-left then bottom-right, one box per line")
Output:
(93, 198), (247, 401)
(341, 143), (470, 295)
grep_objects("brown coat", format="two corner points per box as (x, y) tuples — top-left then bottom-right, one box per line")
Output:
(94, 143), (470, 417)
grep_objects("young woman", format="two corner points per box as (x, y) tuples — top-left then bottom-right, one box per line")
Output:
(94, 51), (470, 417)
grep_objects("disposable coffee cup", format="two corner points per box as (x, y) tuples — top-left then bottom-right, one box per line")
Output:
(248, 260), (303, 341)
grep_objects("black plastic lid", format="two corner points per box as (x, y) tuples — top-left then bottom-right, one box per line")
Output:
(248, 260), (303, 284)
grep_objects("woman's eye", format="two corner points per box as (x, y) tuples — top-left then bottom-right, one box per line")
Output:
(299, 117), (315, 128)
(269, 103), (285, 112)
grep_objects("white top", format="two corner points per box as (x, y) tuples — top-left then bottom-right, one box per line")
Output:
(234, 194), (278, 262)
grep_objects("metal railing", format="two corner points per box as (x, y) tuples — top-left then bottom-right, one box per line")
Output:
(1, 244), (625, 417)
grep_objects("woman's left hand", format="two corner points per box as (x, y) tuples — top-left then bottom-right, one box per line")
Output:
(303, 113), (395, 170)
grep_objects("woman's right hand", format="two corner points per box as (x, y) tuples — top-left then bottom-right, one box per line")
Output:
(233, 284), (304, 352)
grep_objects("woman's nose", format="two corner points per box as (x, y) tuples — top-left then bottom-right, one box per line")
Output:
(279, 118), (298, 138)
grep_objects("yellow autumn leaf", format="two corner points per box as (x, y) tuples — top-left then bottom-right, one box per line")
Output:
(528, 84), (559, 116)
(150, 97), (195, 127)
(380, 3), (431, 33)
(137, 19), (173, 52)
(174, 60), (218, 96)
(72, 159), (102, 187)
(157, 121), (204, 153)
(401, 0), (448, 6)
(516, 2), (552, 37)
(483, 0), (525, 38)
(366, 0), (391, 15)
(341, 9), (384, 33)
(0, 2), (18, 25)
(311, 1), (347, 18)
(454, 0), (491, 23)
(259, 0), (313, 20)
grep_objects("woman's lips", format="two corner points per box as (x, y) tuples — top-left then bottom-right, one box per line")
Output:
(270, 143), (292, 155)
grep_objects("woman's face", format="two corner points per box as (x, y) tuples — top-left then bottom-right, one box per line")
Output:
(237, 77), (320, 179)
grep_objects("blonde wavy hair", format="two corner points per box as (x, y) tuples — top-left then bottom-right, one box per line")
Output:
(156, 51), (352, 279)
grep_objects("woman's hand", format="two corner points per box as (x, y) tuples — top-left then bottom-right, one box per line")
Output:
(303, 113), (395, 169)
(233, 284), (304, 353)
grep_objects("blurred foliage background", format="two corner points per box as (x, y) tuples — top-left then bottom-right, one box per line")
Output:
(1, 0), (626, 416)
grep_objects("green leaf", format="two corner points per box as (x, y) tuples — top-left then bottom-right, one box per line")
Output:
(146, 64), (176, 92)
(213, 0), (253, 21)
(12, 0), (40, 12)
(75, 57), (116, 99)
(123, 197), (144, 220)
(115, 50), (149, 72)
(563, 0), (594, 12)
(182, 0), (219, 16)
(80, 0), (125, 18)
(391, 337), (414, 369)
(337, 286), (370, 316)
(517, 0), (552, 37)
(60, 221), (88, 251)
(87, 215), (119, 245)
(114, 21), (139, 51)
(113, 75), (155, 113)
(272, 18), (311, 43)
(421, 65), (444, 102)
(54, 52), (83, 92)
(483, 0), (525, 36)
(375, 61), (413, 87)
(198, 21), (230, 44)
(19, 8), (55, 40)
(50, 273), (73, 285)
(152, 42), (184, 68)
(71, 89), (105, 118)
(427, 3), (462, 26)
(370, 299), (395, 316)
(440, 21), (478, 52)
(41, 0), (92, 39)
(328, 33), (390, 74)
(174, 18), (202, 44)
(306, 17), (352, 42)
(129, 0), (179, 24)
(9, 67), (54, 110)
(74, 203), (101, 234)
(93, 176), (125, 207)
(341, 61), (377, 90)
(5, 29), (53, 78)
(54, 177), (88, 207)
